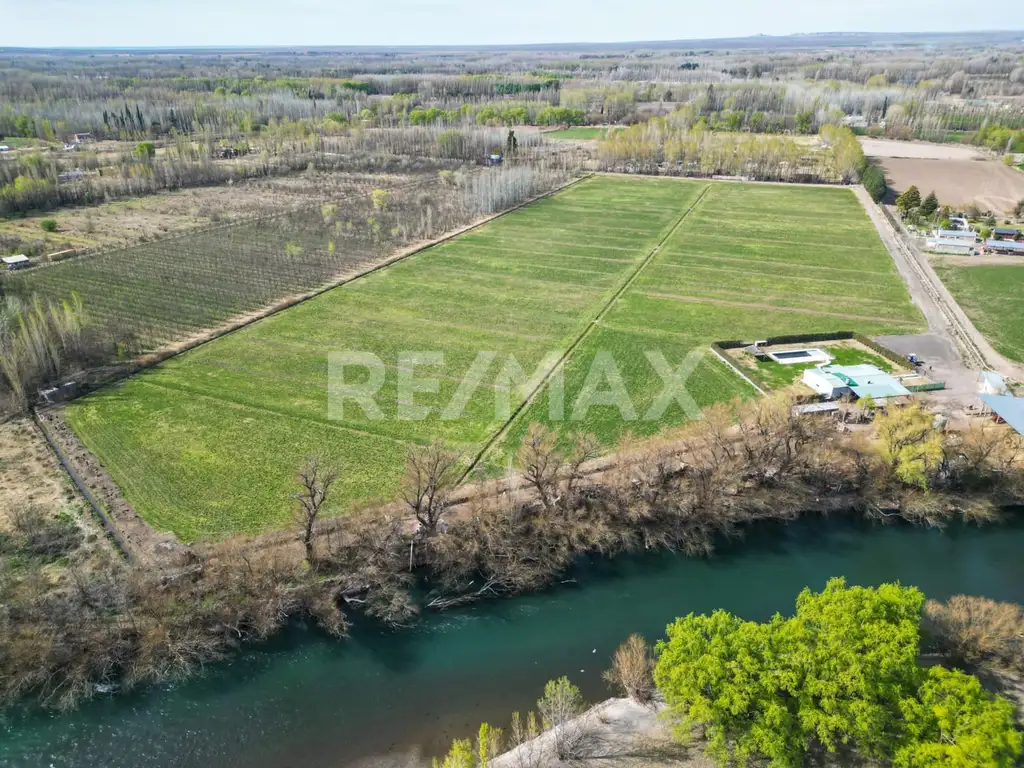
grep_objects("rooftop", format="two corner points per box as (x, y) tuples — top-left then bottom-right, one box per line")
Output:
(935, 229), (977, 239)
(809, 364), (912, 400)
(980, 394), (1024, 437)
(993, 227), (1020, 236)
(985, 239), (1024, 251)
(1, 254), (29, 265)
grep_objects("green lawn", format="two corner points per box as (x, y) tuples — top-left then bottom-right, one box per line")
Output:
(544, 127), (618, 141)
(935, 263), (1024, 363)
(66, 177), (923, 540)
(747, 345), (899, 390)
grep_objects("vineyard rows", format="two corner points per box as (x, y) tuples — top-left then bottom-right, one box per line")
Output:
(2, 174), (470, 350)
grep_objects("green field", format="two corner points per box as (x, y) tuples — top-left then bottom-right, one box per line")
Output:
(544, 127), (618, 140)
(66, 176), (923, 540)
(935, 263), (1024, 363)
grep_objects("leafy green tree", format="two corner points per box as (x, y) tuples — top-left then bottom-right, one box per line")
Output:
(874, 402), (944, 489)
(795, 110), (814, 134)
(432, 738), (474, 768)
(655, 610), (803, 766)
(778, 579), (925, 760)
(39, 218), (58, 233)
(1014, 199), (1024, 219)
(536, 676), (586, 729)
(654, 580), (937, 767)
(897, 185), (922, 215)
(135, 141), (155, 159)
(920, 191), (939, 218)
(862, 165), (887, 202)
(895, 667), (1022, 768)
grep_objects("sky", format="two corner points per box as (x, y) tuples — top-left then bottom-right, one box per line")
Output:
(1, 0), (1021, 48)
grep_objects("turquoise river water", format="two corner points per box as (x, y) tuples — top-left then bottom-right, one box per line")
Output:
(2, 515), (1024, 767)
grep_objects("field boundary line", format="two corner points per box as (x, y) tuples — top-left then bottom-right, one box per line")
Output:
(31, 408), (135, 562)
(68, 174), (594, 397)
(707, 346), (768, 397)
(461, 184), (713, 480)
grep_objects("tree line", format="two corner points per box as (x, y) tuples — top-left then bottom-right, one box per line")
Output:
(4, 394), (1024, 712)
(597, 114), (867, 183)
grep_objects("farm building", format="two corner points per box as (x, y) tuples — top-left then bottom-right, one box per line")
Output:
(992, 227), (1021, 241)
(2, 254), (30, 270)
(980, 394), (1024, 437)
(802, 364), (911, 402)
(985, 239), (1024, 256)
(933, 229), (977, 242)
(925, 237), (975, 255)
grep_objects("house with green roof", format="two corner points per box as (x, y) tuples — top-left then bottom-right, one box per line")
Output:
(802, 364), (911, 402)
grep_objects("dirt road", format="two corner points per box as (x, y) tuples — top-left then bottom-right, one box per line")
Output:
(852, 186), (1022, 404)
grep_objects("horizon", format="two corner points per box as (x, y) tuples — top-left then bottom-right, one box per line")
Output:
(3, 29), (1024, 53)
(2, 0), (1021, 49)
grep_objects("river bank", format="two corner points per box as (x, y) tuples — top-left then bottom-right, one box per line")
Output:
(3, 515), (1024, 768)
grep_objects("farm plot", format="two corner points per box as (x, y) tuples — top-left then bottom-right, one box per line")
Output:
(1, 175), (453, 350)
(502, 182), (924, 451)
(66, 176), (707, 540)
(935, 263), (1024, 364)
(65, 177), (923, 541)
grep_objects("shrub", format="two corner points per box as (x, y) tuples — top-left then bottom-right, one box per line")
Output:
(924, 595), (1024, 672)
(40, 218), (58, 233)
(862, 165), (887, 202)
(603, 633), (654, 703)
(7, 504), (81, 558)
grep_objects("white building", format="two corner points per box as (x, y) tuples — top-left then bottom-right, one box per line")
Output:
(1, 254), (30, 270)
(925, 238), (975, 255)
(802, 364), (912, 402)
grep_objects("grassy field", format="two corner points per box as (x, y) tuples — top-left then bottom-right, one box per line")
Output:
(544, 127), (618, 141)
(66, 176), (923, 540)
(935, 263), (1024, 363)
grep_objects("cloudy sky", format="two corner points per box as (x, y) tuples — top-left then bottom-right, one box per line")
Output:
(1, 0), (1020, 48)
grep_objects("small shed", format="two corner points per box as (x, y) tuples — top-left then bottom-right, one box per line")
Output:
(978, 371), (1008, 396)
(2, 254), (30, 270)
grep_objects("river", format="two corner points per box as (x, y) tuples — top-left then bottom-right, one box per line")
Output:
(3, 515), (1024, 768)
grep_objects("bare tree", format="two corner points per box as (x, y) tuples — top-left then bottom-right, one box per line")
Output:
(603, 633), (655, 703)
(517, 423), (563, 511)
(294, 455), (339, 567)
(924, 595), (1024, 672)
(401, 441), (462, 536)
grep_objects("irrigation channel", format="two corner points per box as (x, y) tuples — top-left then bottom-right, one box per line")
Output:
(3, 514), (1024, 768)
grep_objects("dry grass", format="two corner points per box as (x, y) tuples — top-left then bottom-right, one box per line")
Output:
(0, 170), (418, 255)
(0, 418), (75, 532)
